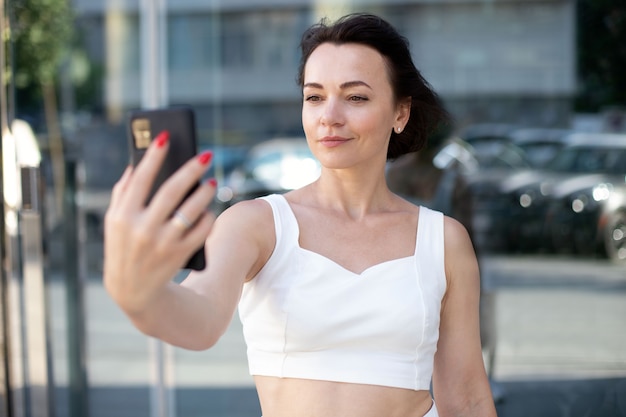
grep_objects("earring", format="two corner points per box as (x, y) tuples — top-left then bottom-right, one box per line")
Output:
(396, 127), (402, 133)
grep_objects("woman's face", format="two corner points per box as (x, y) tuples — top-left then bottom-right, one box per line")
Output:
(301, 42), (409, 170)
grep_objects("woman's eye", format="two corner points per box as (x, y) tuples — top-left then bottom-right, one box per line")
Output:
(349, 96), (368, 102)
(305, 95), (321, 102)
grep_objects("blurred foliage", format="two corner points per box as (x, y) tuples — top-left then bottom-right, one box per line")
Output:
(9, 0), (77, 214)
(72, 52), (105, 113)
(10, 0), (74, 112)
(575, 0), (626, 112)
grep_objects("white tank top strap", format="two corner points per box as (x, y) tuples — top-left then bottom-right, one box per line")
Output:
(416, 206), (447, 298)
(257, 194), (299, 251)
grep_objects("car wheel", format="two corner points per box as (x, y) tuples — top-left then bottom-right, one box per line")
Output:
(604, 211), (626, 264)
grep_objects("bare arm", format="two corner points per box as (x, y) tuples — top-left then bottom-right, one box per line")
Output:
(432, 216), (497, 416)
(103, 134), (273, 350)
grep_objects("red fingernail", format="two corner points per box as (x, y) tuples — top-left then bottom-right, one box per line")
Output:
(198, 151), (213, 165)
(207, 178), (217, 188)
(155, 131), (170, 147)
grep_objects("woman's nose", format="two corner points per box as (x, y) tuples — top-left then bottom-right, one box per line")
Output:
(320, 99), (343, 126)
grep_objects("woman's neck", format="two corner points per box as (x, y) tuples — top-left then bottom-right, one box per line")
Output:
(303, 168), (396, 219)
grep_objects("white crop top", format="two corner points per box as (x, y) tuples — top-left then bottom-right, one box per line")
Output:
(237, 194), (447, 391)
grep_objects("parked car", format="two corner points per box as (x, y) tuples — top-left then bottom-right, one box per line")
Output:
(601, 183), (626, 263)
(458, 123), (521, 146)
(200, 144), (248, 181)
(198, 144), (248, 212)
(508, 127), (573, 168)
(505, 133), (626, 261)
(432, 136), (532, 253)
(222, 138), (320, 205)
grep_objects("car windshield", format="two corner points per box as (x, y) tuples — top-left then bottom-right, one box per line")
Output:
(471, 141), (531, 169)
(201, 145), (248, 179)
(517, 142), (564, 167)
(547, 146), (626, 174)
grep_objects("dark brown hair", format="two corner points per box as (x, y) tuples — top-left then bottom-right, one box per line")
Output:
(297, 13), (450, 160)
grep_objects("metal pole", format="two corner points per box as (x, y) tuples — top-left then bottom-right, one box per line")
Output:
(63, 159), (89, 417)
(0, 0), (12, 413)
(139, 0), (175, 416)
(141, 0), (168, 109)
(20, 166), (53, 417)
(210, 0), (222, 157)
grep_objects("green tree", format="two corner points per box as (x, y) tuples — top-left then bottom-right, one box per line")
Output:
(575, 0), (626, 112)
(10, 0), (74, 211)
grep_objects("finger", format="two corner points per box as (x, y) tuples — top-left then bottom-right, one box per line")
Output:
(163, 179), (217, 237)
(124, 130), (171, 211)
(145, 150), (214, 225)
(156, 209), (214, 272)
(107, 166), (134, 229)
(176, 210), (215, 259)
(171, 210), (194, 233)
(109, 165), (134, 206)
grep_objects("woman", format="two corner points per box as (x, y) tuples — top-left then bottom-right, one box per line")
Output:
(104, 13), (497, 417)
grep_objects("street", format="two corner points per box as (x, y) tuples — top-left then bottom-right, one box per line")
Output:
(45, 253), (626, 416)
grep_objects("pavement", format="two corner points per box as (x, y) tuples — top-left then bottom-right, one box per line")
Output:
(37, 229), (626, 416)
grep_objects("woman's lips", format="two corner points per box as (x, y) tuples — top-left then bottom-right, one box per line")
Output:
(319, 136), (350, 147)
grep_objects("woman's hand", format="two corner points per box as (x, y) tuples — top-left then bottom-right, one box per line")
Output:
(103, 131), (217, 315)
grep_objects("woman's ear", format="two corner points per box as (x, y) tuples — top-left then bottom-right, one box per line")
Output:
(395, 97), (412, 130)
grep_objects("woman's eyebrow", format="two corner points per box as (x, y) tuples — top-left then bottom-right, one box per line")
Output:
(303, 80), (373, 90)
(303, 82), (323, 89)
(340, 80), (372, 90)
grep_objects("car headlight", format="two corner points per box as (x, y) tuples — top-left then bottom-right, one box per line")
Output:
(519, 193), (532, 208)
(571, 183), (613, 213)
(518, 188), (540, 208)
(592, 183), (612, 202)
(572, 195), (588, 213)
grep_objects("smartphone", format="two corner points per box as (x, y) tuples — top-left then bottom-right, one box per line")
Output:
(127, 106), (206, 270)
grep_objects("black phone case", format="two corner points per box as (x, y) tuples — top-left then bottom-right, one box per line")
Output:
(127, 106), (206, 270)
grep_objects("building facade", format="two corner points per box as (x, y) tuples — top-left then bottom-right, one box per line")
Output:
(72, 0), (576, 146)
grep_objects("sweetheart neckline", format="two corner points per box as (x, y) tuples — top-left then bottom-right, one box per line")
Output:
(297, 246), (414, 277)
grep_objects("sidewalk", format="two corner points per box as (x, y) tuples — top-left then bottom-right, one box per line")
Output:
(493, 377), (626, 417)
(49, 378), (626, 417)
(46, 376), (626, 417)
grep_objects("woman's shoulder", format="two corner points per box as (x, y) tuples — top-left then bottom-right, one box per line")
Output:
(442, 213), (468, 234)
(442, 214), (473, 252)
(209, 198), (277, 271)
(217, 197), (274, 226)
(213, 197), (276, 243)
(441, 214), (479, 286)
